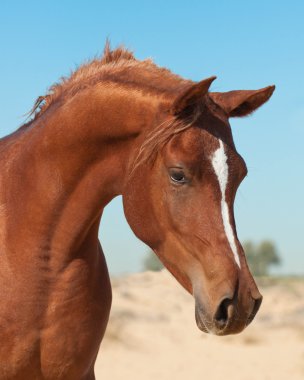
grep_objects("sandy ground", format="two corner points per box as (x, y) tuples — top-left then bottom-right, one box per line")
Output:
(95, 271), (304, 380)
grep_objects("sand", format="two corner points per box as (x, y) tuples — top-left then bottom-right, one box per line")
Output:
(95, 271), (304, 380)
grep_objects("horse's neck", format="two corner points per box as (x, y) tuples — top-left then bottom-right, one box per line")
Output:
(1, 85), (162, 262)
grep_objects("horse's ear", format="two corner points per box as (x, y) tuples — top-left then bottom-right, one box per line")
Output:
(210, 85), (275, 118)
(172, 76), (216, 115)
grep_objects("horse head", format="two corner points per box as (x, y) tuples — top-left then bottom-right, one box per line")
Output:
(123, 77), (275, 335)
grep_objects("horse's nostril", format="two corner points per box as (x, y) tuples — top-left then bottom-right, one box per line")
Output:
(214, 297), (233, 329)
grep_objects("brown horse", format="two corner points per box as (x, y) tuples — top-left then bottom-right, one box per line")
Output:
(0, 44), (274, 379)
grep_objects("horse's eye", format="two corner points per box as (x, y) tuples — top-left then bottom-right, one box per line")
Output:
(169, 169), (187, 184)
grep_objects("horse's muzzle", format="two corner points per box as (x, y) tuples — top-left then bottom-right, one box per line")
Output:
(194, 293), (263, 336)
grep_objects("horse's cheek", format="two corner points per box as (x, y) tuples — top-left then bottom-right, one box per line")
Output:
(122, 177), (164, 249)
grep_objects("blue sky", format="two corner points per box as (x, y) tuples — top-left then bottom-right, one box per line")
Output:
(0, 1), (303, 275)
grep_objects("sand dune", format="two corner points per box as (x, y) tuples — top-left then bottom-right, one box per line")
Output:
(95, 271), (304, 380)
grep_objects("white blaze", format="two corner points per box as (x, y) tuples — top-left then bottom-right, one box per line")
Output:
(211, 140), (241, 268)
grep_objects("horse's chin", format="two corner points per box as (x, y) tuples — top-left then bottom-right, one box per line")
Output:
(195, 305), (242, 336)
(195, 307), (212, 334)
(195, 306), (250, 336)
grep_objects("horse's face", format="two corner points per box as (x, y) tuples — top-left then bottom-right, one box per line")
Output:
(155, 125), (261, 335)
(123, 78), (275, 335)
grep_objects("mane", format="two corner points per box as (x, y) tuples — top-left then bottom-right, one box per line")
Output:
(23, 42), (204, 172)
(131, 115), (198, 174)
(25, 42), (189, 126)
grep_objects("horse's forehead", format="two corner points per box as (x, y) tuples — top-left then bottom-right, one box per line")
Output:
(167, 128), (232, 162)
(165, 127), (247, 181)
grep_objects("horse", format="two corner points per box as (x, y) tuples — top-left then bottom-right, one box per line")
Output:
(0, 43), (275, 379)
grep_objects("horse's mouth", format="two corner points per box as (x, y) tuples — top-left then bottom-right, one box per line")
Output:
(195, 307), (238, 336)
(195, 298), (261, 336)
(195, 307), (212, 334)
